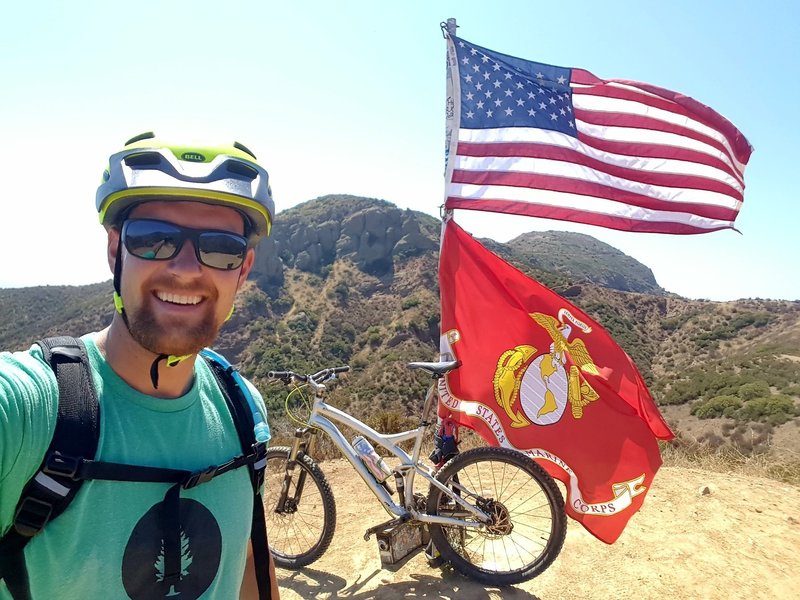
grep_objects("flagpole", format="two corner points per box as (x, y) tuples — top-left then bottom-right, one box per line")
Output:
(438, 18), (458, 360)
(441, 18), (459, 251)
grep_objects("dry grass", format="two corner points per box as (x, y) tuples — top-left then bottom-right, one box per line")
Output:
(660, 438), (800, 485)
(270, 418), (800, 487)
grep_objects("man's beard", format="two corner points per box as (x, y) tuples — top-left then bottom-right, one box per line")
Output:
(127, 297), (221, 357)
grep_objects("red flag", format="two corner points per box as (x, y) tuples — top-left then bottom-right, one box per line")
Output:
(438, 218), (674, 543)
(444, 35), (753, 234)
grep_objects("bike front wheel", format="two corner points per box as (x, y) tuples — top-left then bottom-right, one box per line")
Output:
(426, 446), (566, 585)
(263, 446), (337, 568)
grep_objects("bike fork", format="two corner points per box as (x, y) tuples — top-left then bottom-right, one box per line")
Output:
(276, 428), (315, 513)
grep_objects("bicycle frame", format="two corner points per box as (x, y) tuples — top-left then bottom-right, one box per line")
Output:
(283, 375), (490, 530)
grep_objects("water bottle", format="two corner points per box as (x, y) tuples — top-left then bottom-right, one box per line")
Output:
(352, 435), (392, 482)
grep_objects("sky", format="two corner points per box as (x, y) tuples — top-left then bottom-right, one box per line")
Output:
(1, 0), (798, 301)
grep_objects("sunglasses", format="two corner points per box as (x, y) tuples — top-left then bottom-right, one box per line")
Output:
(121, 219), (249, 271)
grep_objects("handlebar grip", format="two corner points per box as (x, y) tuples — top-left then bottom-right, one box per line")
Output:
(310, 365), (351, 383)
(268, 370), (294, 381)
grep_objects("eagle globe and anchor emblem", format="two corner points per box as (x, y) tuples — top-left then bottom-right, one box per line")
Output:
(492, 309), (601, 428)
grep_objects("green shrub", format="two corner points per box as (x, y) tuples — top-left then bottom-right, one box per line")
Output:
(735, 395), (797, 424)
(401, 297), (420, 310)
(737, 381), (771, 401)
(784, 384), (800, 397)
(691, 395), (742, 419)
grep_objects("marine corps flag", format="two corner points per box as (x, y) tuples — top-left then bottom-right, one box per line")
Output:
(438, 218), (674, 543)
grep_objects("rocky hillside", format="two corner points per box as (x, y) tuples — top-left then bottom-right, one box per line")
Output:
(2, 195), (799, 458)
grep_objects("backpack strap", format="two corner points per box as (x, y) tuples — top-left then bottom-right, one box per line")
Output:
(0, 341), (272, 600)
(201, 350), (271, 600)
(0, 336), (99, 600)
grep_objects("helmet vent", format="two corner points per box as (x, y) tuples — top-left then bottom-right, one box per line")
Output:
(125, 132), (156, 146)
(233, 141), (257, 159)
(124, 152), (162, 167)
(227, 161), (258, 180)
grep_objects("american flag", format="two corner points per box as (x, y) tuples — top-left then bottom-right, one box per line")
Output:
(444, 35), (753, 234)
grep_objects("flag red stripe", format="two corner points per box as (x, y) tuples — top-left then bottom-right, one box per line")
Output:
(450, 169), (739, 220)
(456, 141), (743, 203)
(445, 196), (728, 234)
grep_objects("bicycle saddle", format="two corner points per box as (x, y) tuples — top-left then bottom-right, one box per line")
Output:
(407, 360), (461, 376)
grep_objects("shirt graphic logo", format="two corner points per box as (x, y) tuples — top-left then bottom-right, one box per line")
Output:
(122, 498), (222, 599)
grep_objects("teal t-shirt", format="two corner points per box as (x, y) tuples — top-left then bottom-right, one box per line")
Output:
(0, 335), (269, 599)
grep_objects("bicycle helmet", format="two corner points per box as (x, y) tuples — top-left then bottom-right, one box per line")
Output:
(96, 132), (274, 242)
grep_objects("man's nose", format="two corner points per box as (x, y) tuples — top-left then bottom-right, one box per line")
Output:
(169, 240), (203, 272)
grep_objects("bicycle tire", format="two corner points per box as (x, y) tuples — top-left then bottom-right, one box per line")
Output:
(263, 446), (337, 568)
(426, 446), (566, 585)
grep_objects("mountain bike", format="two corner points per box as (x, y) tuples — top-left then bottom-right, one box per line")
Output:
(264, 360), (567, 585)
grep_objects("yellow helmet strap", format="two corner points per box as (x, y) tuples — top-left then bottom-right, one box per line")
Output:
(149, 353), (193, 390)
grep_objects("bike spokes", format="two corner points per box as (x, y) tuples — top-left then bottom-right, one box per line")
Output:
(427, 447), (566, 585)
(263, 447), (337, 568)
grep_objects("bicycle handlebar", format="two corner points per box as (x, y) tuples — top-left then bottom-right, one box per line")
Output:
(268, 366), (351, 386)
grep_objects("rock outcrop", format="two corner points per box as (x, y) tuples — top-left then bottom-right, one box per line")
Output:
(251, 195), (439, 290)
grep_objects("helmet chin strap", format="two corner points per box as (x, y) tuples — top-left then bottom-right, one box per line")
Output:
(149, 353), (193, 389)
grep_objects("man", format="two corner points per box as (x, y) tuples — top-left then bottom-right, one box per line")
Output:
(0, 133), (280, 599)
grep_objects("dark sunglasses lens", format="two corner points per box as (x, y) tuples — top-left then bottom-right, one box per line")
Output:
(198, 232), (247, 270)
(124, 220), (181, 260)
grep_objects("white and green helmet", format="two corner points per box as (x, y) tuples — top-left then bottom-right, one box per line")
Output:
(96, 132), (275, 242)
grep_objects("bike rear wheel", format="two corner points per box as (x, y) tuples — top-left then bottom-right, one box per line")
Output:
(426, 446), (566, 585)
(263, 446), (337, 568)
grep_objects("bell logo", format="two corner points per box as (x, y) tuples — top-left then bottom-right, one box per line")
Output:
(181, 152), (206, 162)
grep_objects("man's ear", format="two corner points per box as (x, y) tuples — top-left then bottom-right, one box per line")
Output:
(107, 227), (121, 273)
(237, 248), (255, 289)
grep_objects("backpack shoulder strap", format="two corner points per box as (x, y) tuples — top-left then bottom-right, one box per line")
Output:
(200, 350), (266, 492)
(0, 336), (100, 599)
(200, 350), (271, 600)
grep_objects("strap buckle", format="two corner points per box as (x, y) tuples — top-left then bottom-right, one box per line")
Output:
(183, 466), (218, 489)
(42, 453), (82, 480)
(13, 497), (54, 538)
(253, 441), (267, 461)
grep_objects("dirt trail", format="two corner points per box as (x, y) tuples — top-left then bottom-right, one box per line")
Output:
(275, 459), (800, 600)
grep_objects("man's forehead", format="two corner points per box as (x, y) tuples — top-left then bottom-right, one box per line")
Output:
(127, 200), (247, 233)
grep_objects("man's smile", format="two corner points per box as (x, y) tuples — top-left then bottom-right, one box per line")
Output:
(154, 291), (204, 306)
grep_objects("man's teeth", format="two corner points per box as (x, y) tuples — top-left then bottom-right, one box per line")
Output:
(157, 292), (202, 305)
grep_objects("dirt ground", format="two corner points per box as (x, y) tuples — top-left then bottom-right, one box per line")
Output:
(275, 459), (800, 600)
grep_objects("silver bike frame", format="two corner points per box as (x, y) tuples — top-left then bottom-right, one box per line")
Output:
(300, 377), (490, 529)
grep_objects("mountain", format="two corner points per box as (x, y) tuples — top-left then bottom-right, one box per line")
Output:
(503, 230), (663, 294)
(1, 195), (798, 460)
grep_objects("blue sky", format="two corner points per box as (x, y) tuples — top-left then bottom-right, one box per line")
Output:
(2, 0), (798, 301)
